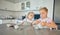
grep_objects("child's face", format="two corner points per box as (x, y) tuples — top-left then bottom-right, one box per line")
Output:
(40, 9), (48, 18)
(28, 13), (34, 20)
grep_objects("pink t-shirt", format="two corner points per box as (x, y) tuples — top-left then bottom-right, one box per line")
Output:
(36, 18), (52, 28)
(39, 18), (52, 24)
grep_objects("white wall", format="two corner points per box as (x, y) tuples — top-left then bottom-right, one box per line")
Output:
(0, 0), (14, 18)
(0, 0), (14, 10)
(19, 0), (54, 19)
(0, 0), (54, 19)
(29, 0), (54, 19)
(0, 0), (24, 18)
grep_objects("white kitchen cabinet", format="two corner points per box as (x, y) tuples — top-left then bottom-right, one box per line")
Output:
(2, 20), (15, 24)
(2, 19), (23, 24)
(2, 20), (11, 24)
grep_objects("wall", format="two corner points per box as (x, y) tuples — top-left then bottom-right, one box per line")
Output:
(0, 0), (24, 18)
(0, 0), (54, 19)
(29, 0), (54, 19)
(0, 0), (15, 10)
(0, 0), (14, 18)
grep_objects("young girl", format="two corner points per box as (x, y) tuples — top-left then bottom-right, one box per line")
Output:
(7, 11), (34, 29)
(22, 12), (34, 25)
(32, 7), (57, 30)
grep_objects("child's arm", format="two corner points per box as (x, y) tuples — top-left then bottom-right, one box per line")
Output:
(46, 20), (58, 29)
(32, 19), (41, 25)
(20, 19), (26, 26)
(20, 22), (24, 26)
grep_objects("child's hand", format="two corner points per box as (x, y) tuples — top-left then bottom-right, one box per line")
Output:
(36, 20), (41, 24)
(41, 22), (46, 26)
(32, 20), (41, 25)
(46, 23), (58, 29)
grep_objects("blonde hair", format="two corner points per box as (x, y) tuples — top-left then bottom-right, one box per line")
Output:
(25, 11), (34, 18)
(39, 7), (48, 12)
(27, 12), (34, 16)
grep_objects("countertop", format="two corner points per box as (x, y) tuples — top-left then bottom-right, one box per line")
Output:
(0, 24), (60, 35)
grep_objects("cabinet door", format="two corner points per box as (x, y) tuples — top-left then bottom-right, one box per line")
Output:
(2, 20), (11, 24)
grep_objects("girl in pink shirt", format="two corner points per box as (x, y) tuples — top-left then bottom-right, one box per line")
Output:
(32, 7), (57, 29)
